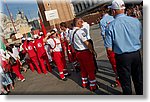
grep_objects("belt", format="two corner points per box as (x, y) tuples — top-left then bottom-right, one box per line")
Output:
(115, 50), (140, 55)
(75, 49), (89, 52)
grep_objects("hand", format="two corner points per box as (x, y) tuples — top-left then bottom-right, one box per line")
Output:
(20, 62), (22, 66)
(93, 50), (97, 58)
(90, 50), (97, 58)
(47, 33), (51, 37)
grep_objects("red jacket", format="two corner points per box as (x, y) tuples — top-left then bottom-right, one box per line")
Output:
(26, 42), (37, 58)
(34, 38), (46, 57)
(22, 41), (27, 53)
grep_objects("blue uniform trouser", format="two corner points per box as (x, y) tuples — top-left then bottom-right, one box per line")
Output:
(115, 50), (143, 95)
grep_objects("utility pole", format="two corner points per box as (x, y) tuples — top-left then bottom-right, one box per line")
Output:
(4, 0), (17, 33)
(48, 0), (55, 28)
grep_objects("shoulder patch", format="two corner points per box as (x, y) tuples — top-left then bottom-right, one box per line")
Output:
(81, 32), (87, 37)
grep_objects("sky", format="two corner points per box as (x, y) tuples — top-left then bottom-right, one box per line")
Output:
(1, 0), (39, 21)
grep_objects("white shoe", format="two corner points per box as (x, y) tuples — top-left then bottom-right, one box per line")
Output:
(21, 79), (25, 82)
(18, 78), (21, 81)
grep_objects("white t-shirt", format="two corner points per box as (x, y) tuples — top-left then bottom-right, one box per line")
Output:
(0, 49), (10, 61)
(81, 22), (91, 40)
(47, 38), (62, 52)
(12, 46), (20, 59)
(61, 28), (72, 41)
(0, 65), (4, 73)
(72, 28), (88, 51)
(19, 44), (24, 52)
(6, 51), (17, 60)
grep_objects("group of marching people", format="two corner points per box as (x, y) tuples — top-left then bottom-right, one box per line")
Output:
(0, 17), (99, 94)
(0, 0), (143, 95)
(20, 18), (98, 91)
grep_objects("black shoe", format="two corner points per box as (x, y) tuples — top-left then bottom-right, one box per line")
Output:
(62, 78), (67, 81)
(75, 68), (80, 73)
(65, 73), (71, 77)
(91, 84), (99, 92)
(110, 83), (119, 88)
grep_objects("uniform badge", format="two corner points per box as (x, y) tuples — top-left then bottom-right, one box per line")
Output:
(38, 43), (42, 47)
(28, 46), (32, 50)
(82, 33), (86, 37)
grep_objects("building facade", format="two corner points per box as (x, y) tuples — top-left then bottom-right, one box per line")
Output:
(37, 0), (75, 30)
(71, 0), (110, 17)
(0, 11), (31, 43)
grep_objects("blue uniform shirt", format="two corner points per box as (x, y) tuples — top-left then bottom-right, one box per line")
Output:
(99, 14), (114, 39)
(105, 14), (142, 54)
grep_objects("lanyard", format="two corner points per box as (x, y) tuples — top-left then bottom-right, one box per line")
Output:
(72, 29), (79, 48)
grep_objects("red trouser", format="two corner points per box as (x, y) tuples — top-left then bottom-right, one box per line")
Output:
(67, 45), (77, 63)
(76, 50), (96, 91)
(1, 60), (11, 72)
(26, 59), (34, 72)
(38, 53), (52, 74)
(62, 41), (68, 53)
(107, 50), (120, 85)
(30, 56), (42, 74)
(52, 52), (65, 79)
(11, 60), (24, 80)
(106, 50), (117, 74)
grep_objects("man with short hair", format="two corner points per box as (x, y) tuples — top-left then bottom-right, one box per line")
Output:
(71, 18), (97, 91)
(105, 0), (143, 95)
(81, 19), (99, 73)
(60, 22), (79, 72)
(44, 30), (67, 81)
(99, 9), (120, 87)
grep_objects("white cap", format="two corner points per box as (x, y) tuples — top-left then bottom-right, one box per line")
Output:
(34, 34), (38, 38)
(39, 32), (43, 35)
(27, 37), (33, 41)
(108, 0), (125, 10)
(53, 28), (57, 32)
(21, 37), (26, 41)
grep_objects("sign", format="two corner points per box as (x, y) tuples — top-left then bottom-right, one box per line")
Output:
(45, 9), (59, 21)
(19, 26), (31, 35)
(15, 33), (23, 39)
(7, 39), (12, 43)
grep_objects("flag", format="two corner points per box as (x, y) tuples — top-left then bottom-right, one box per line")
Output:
(27, 32), (32, 37)
(40, 19), (47, 37)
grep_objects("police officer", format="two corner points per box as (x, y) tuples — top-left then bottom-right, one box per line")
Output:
(71, 18), (97, 91)
(105, 0), (143, 95)
(99, 9), (120, 87)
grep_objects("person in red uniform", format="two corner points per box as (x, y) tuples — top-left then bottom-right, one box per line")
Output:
(60, 22), (80, 72)
(26, 37), (42, 74)
(71, 18), (97, 91)
(20, 37), (34, 72)
(44, 31), (67, 81)
(53, 29), (70, 76)
(33, 34), (52, 74)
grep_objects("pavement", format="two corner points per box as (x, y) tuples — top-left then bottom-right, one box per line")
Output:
(8, 24), (134, 95)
